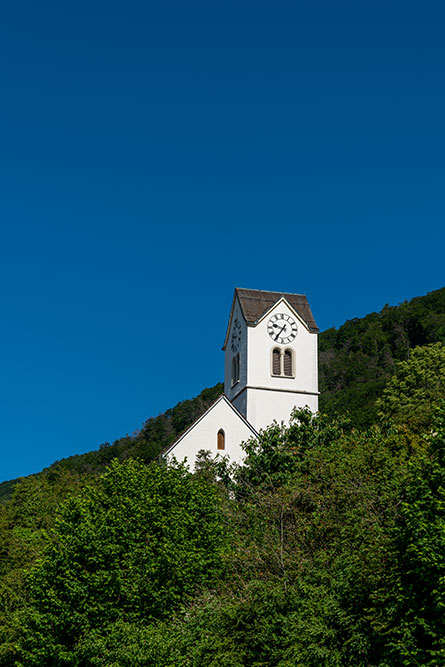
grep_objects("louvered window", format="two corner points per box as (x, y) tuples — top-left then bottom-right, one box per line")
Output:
(217, 429), (225, 450)
(272, 348), (281, 376)
(284, 349), (293, 376)
(271, 347), (294, 377)
(231, 354), (240, 386)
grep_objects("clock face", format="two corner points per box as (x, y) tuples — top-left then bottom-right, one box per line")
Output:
(231, 319), (242, 353)
(267, 313), (298, 344)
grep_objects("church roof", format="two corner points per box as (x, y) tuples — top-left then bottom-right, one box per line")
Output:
(222, 288), (318, 351)
(235, 288), (319, 331)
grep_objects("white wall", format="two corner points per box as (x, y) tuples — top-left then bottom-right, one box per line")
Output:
(245, 387), (318, 432)
(245, 299), (318, 431)
(166, 397), (256, 471)
(247, 299), (318, 394)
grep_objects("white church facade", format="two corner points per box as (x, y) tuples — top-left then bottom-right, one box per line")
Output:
(163, 288), (319, 469)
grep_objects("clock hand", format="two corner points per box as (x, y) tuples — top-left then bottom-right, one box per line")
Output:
(275, 324), (287, 340)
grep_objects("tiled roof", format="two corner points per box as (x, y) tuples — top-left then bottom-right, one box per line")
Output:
(235, 288), (319, 332)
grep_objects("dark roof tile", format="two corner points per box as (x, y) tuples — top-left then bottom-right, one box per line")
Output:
(236, 288), (319, 332)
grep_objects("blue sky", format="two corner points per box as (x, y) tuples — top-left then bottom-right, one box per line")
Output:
(1, 1), (444, 481)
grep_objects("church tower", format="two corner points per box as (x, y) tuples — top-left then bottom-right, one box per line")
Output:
(223, 288), (319, 431)
(164, 287), (318, 471)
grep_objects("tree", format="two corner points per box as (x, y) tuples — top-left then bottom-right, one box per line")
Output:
(377, 343), (445, 432)
(378, 404), (445, 665)
(20, 458), (226, 666)
(213, 411), (411, 667)
(0, 470), (84, 667)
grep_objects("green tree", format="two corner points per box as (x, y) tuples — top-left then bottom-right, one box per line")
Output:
(20, 458), (226, 666)
(194, 411), (413, 667)
(0, 470), (84, 667)
(377, 343), (445, 432)
(378, 405), (445, 666)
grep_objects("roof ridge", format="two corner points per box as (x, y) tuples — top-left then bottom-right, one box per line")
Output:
(236, 287), (306, 297)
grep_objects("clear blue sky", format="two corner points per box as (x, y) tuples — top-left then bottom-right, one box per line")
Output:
(1, 1), (444, 481)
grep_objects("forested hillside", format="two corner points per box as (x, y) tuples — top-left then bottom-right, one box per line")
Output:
(1, 287), (445, 665)
(2, 400), (445, 665)
(318, 286), (445, 426)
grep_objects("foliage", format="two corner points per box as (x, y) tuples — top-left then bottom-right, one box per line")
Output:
(216, 410), (413, 666)
(319, 287), (445, 426)
(375, 404), (445, 666)
(73, 620), (176, 666)
(1, 288), (445, 663)
(18, 458), (225, 665)
(0, 407), (443, 665)
(377, 342), (445, 432)
(39, 409), (432, 667)
(0, 470), (84, 666)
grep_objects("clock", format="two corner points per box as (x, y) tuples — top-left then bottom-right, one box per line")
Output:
(267, 313), (297, 344)
(231, 318), (242, 352)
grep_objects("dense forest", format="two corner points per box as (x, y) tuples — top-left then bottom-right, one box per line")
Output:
(319, 286), (445, 426)
(1, 287), (445, 665)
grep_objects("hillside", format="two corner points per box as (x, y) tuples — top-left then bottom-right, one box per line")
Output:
(1, 287), (445, 665)
(1, 286), (444, 501)
(3, 395), (445, 665)
(318, 286), (445, 426)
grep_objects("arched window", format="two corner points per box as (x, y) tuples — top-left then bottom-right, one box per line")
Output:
(283, 349), (294, 377)
(231, 353), (240, 386)
(217, 429), (225, 450)
(271, 347), (295, 377)
(272, 348), (281, 376)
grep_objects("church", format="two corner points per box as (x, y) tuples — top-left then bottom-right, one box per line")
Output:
(163, 288), (319, 469)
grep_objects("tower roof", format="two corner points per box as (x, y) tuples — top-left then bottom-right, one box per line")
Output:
(236, 288), (319, 330)
(223, 288), (319, 350)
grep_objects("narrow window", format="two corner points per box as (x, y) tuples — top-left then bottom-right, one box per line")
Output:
(272, 348), (281, 376)
(231, 354), (240, 386)
(217, 429), (225, 450)
(284, 349), (293, 377)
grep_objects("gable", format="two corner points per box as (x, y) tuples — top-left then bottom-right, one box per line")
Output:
(162, 394), (258, 466)
(223, 288), (318, 350)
